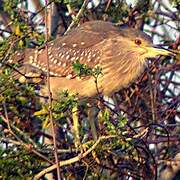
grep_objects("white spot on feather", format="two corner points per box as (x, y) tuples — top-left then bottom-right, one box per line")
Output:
(87, 58), (91, 62)
(38, 49), (43, 54)
(70, 57), (76, 61)
(63, 63), (67, 67)
(32, 62), (37, 66)
(49, 54), (53, 59)
(66, 74), (73, 79)
(29, 56), (34, 63)
(42, 67), (47, 71)
(53, 59), (58, 64)
(66, 55), (70, 60)
(50, 57), (55, 62)
(58, 52), (62, 57)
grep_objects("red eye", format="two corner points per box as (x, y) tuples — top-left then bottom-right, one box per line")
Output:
(135, 39), (142, 45)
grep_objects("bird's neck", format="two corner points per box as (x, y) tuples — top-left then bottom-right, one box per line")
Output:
(100, 56), (146, 95)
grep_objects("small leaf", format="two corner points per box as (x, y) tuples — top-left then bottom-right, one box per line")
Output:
(34, 108), (48, 116)
(18, 40), (24, 47)
(118, 117), (128, 128)
(42, 116), (50, 129)
(15, 25), (22, 36)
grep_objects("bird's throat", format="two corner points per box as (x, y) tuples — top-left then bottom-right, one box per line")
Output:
(99, 57), (146, 95)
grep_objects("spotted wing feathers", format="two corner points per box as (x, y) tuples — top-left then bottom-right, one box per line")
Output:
(26, 21), (117, 79)
(12, 21), (119, 80)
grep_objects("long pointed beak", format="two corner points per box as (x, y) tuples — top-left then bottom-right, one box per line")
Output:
(147, 46), (174, 56)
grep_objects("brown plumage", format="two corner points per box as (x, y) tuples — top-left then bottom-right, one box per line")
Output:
(10, 20), (170, 97)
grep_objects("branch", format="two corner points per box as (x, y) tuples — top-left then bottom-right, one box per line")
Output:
(44, 1), (61, 179)
(34, 135), (117, 179)
(64, 0), (89, 35)
(0, 114), (53, 165)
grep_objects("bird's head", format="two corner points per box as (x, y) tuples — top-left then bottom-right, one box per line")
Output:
(118, 28), (172, 61)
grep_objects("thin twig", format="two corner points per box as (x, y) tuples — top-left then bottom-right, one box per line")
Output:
(64, 0), (89, 35)
(66, 4), (76, 20)
(105, 0), (112, 12)
(44, 1), (61, 179)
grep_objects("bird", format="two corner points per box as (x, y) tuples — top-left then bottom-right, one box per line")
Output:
(8, 20), (172, 143)
(9, 20), (171, 98)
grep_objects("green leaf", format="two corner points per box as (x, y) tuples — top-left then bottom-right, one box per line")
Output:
(118, 117), (128, 128)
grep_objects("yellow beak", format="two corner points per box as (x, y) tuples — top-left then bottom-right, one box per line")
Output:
(146, 46), (173, 57)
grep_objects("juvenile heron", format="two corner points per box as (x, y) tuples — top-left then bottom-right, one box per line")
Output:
(9, 20), (173, 144)
(10, 20), (170, 98)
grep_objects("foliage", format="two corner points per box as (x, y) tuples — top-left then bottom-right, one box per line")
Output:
(0, 146), (41, 178)
(73, 60), (102, 79)
(0, 0), (179, 179)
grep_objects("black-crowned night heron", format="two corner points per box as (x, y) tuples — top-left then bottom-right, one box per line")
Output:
(8, 20), (173, 145)
(10, 20), (171, 98)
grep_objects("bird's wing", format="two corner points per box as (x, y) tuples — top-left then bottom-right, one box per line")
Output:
(23, 21), (118, 79)
(8, 21), (119, 81)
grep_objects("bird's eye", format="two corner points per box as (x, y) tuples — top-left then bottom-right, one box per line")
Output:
(135, 39), (142, 45)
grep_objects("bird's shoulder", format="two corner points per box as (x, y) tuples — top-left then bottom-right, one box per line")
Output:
(52, 20), (118, 49)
